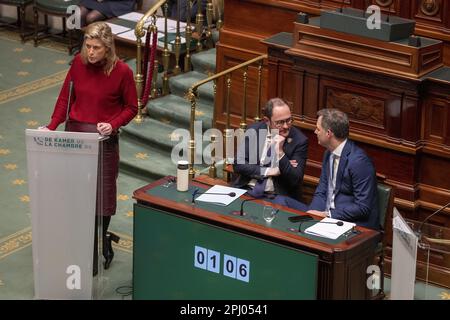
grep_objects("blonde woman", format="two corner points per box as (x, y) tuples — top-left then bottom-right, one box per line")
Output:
(41, 22), (138, 276)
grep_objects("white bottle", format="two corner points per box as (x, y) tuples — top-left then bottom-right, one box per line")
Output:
(177, 160), (189, 192)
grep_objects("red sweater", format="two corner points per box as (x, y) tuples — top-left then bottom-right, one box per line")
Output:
(48, 54), (138, 131)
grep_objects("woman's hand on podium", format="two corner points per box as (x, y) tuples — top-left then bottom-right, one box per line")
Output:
(97, 122), (112, 136)
(37, 126), (50, 131)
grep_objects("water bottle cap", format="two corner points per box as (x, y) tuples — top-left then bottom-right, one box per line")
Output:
(177, 160), (189, 170)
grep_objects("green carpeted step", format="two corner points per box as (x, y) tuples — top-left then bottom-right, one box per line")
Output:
(119, 135), (209, 181)
(147, 94), (213, 130)
(121, 117), (213, 154)
(119, 137), (177, 180)
(120, 117), (181, 152)
(191, 48), (216, 75)
(169, 70), (215, 103)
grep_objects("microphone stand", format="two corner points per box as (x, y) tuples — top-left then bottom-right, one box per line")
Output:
(386, 1), (393, 22)
(339, 0), (344, 13)
(416, 202), (450, 240)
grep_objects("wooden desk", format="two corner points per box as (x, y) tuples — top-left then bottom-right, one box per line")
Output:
(133, 176), (380, 299)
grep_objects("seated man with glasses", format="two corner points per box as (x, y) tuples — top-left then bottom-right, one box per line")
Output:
(232, 98), (308, 201)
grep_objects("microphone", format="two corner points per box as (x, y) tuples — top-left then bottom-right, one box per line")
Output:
(338, 0), (345, 13)
(416, 201), (450, 239)
(233, 194), (276, 216)
(191, 188), (236, 204)
(66, 80), (73, 121)
(386, 1), (393, 22)
(299, 219), (344, 233)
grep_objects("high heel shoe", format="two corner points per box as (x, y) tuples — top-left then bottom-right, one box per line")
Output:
(103, 232), (120, 270)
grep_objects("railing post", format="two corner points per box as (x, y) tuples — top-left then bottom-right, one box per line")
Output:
(187, 87), (197, 179)
(255, 61), (263, 122)
(208, 134), (217, 178)
(134, 26), (144, 123)
(184, 0), (193, 72)
(223, 75), (232, 182)
(240, 67), (248, 130)
(173, 0), (181, 75)
(162, 2), (170, 95)
(206, 0), (213, 48)
(196, 0), (204, 52)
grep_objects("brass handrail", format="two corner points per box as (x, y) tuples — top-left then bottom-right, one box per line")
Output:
(186, 54), (267, 179)
(190, 54), (267, 91)
(135, 0), (166, 38)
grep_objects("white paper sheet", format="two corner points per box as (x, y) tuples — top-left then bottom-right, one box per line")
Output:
(118, 12), (189, 32)
(106, 23), (131, 35)
(305, 217), (356, 239)
(194, 185), (247, 206)
(118, 12), (145, 22)
(116, 29), (140, 42)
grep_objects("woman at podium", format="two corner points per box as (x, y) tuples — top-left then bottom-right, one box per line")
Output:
(39, 22), (138, 276)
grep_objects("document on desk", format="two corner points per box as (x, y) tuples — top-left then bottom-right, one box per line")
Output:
(106, 22), (131, 35)
(118, 12), (189, 32)
(118, 12), (145, 22)
(195, 185), (247, 206)
(116, 29), (140, 41)
(305, 218), (356, 240)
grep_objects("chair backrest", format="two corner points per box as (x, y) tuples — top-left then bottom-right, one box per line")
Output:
(377, 183), (394, 234)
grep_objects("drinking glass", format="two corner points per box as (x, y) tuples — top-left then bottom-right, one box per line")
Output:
(262, 206), (278, 223)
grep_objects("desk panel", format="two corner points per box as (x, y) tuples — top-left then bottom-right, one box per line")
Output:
(134, 205), (318, 299)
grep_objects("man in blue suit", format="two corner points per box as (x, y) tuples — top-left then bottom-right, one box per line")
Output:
(286, 108), (379, 230)
(232, 98), (308, 201)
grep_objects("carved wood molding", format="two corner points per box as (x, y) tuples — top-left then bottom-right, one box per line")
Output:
(326, 89), (385, 127)
(375, 0), (394, 6)
(288, 22), (444, 80)
(420, 0), (440, 16)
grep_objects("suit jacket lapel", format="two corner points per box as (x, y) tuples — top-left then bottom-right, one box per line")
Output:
(335, 141), (352, 193)
(282, 131), (294, 156)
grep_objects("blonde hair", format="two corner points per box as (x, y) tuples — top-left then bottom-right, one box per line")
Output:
(81, 22), (118, 76)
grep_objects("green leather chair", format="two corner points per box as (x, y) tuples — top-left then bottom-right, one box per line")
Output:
(33, 0), (80, 54)
(0, 0), (33, 42)
(372, 182), (394, 300)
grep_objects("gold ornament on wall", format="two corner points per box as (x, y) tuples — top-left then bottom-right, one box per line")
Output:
(420, 0), (440, 16)
(375, 0), (394, 7)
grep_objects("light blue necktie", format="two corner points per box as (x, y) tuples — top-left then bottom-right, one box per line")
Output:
(325, 154), (336, 212)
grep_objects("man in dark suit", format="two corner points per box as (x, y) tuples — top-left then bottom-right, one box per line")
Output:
(232, 98), (308, 201)
(286, 108), (379, 230)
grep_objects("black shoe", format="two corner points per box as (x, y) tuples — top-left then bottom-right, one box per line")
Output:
(103, 232), (120, 270)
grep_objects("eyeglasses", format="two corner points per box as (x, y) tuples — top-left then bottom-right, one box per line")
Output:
(272, 117), (293, 128)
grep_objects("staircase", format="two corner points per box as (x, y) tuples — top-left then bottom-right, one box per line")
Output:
(120, 47), (217, 181)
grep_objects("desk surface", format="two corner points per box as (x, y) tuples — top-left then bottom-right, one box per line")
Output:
(133, 176), (379, 255)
